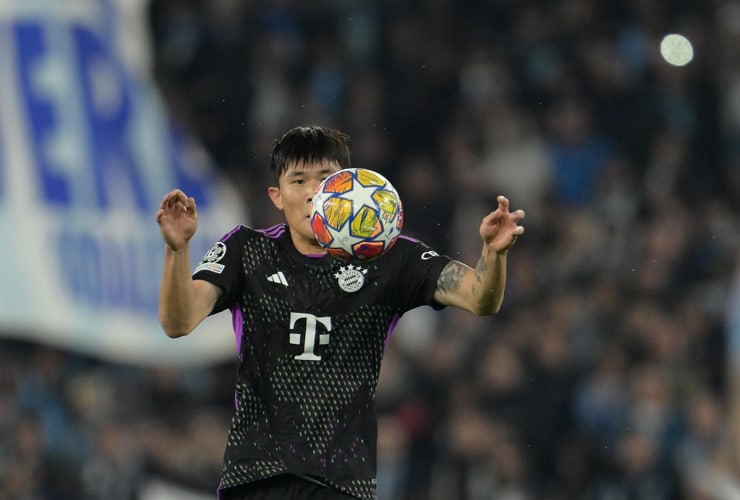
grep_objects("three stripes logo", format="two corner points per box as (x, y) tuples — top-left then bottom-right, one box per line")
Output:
(267, 271), (288, 286)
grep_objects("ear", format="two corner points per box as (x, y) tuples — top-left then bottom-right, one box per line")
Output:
(267, 186), (284, 210)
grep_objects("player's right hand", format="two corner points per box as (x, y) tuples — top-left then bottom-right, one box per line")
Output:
(156, 189), (198, 251)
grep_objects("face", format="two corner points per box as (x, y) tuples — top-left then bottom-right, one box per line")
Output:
(268, 160), (341, 254)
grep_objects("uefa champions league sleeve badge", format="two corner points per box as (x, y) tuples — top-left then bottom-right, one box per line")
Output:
(334, 264), (368, 293)
(194, 241), (227, 274)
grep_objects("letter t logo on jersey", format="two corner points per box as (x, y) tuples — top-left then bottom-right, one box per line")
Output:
(289, 312), (332, 361)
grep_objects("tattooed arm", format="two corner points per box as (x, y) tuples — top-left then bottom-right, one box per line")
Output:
(432, 196), (525, 315)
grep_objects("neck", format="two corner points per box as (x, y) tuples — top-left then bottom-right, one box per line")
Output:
(289, 227), (327, 256)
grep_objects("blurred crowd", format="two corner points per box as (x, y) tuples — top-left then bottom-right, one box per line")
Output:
(2, 0), (740, 498)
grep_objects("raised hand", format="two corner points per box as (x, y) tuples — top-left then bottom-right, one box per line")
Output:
(480, 195), (525, 254)
(156, 189), (198, 251)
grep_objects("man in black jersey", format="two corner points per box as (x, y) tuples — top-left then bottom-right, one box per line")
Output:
(156, 125), (525, 500)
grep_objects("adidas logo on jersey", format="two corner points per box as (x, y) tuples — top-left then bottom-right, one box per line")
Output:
(267, 271), (288, 286)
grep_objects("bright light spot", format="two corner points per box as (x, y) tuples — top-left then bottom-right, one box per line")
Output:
(660, 33), (694, 66)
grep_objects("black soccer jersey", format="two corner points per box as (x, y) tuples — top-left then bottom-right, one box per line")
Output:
(192, 223), (451, 500)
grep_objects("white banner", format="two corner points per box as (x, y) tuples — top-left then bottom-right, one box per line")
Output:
(0, 0), (245, 366)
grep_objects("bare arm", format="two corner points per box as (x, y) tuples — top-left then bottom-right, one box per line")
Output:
(433, 195), (524, 315)
(156, 189), (221, 337)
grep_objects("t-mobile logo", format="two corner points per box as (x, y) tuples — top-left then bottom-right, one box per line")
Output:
(289, 312), (332, 361)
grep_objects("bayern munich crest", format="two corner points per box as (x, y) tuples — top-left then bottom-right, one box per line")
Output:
(334, 264), (368, 293)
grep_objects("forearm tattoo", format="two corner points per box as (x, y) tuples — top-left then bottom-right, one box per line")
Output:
(470, 257), (488, 298)
(475, 257), (488, 284)
(437, 261), (467, 294)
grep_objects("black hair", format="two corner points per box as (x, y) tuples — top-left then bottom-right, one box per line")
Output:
(270, 125), (351, 184)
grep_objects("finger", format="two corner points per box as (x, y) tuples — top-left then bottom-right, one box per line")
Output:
(482, 211), (499, 225)
(162, 194), (178, 210)
(511, 209), (526, 222)
(161, 189), (189, 209)
(496, 195), (510, 212)
(167, 199), (186, 213)
(170, 194), (194, 213)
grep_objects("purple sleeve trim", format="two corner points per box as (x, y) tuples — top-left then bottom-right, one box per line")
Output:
(220, 224), (244, 242)
(230, 304), (244, 355)
(384, 313), (401, 352)
(257, 224), (286, 238)
(397, 234), (420, 243)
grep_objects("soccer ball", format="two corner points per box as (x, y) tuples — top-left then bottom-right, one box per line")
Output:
(311, 168), (403, 261)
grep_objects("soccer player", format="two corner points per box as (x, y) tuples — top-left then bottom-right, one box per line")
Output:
(156, 125), (525, 500)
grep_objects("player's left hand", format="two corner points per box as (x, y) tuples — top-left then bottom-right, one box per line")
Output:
(480, 195), (525, 254)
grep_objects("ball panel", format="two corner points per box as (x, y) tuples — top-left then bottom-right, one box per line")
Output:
(327, 247), (352, 261)
(353, 240), (385, 260)
(323, 196), (353, 230)
(372, 190), (400, 221)
(350, 206), (382, 238)
(323, 170), (354, 193)
(311, 213), (333, 246)
(356, 169), (385, 187)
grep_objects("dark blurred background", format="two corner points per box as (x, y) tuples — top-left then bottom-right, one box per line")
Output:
(2, 0), (740, 499)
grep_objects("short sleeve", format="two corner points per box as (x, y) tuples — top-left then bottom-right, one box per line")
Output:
(192, 225), (244, 314)
(390, 237), (451, 312)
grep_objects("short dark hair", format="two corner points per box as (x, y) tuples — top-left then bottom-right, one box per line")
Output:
(270, 126), (351, 184)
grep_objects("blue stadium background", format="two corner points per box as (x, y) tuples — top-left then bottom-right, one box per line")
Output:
(2, 1), (740, 499)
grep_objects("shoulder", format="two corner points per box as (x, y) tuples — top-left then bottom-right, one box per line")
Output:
(392, 235), (443, 256)
(380, 235), (448, 267)
(220, 223), (288, 243)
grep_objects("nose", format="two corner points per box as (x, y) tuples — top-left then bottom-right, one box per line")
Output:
(307, 180), (322, 201)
